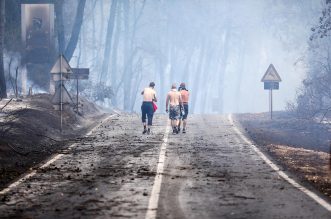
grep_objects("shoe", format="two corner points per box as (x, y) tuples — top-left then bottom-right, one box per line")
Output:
(178, 127), (181, 132)
(142, 129), (147, 134)
(175, 127), (179, 134)
(182, 129), (186, 133)
(147, 128), (151, 134)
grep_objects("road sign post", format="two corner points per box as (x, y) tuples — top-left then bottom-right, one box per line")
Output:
(50, 54), (73, 133)
(270, 89), (273, 119)
(69, 68), (89, 112)
(261, 64), (282, 120)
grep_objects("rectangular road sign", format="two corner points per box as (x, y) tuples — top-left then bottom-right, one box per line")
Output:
(264, 82), (279, 90)
(69, 68), (89, 80)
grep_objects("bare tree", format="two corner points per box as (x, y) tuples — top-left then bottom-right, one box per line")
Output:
(0, 0), (6, 99)
(100, 0), (118, 83)
(55, 0), (86, 61)
(64, 0), (86, 61)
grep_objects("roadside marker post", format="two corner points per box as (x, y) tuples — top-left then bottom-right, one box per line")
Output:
(261, 64), (282, 119)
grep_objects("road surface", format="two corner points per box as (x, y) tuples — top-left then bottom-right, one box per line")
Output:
(0, 114), (330, 218)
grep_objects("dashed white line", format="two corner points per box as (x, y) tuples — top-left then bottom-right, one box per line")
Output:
(0, 114), (115, 196)
(228, 114), (331, 212)
(145, 124), (170, 219)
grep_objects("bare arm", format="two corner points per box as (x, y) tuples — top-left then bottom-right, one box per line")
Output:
(141, 90), (144, 95)
(179, 94), (184, 108)
(166, 94), (169, 112)
(153, 93), (157, 102)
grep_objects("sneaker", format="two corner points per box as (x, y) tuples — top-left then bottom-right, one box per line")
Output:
(178, 126), (181, 132)
(142, 129), (147, 134)
(147, 128), (151, 134)
(175, 127), (179, 134)
(182, 129), (186, 133)
(172, 127), (176, 134)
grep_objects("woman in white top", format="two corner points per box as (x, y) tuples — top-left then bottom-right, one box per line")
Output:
(141, 82), (157, 134)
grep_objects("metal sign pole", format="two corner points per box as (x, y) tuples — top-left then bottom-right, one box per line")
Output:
(261, 64), (281, 120)
(76, 78), (79, 112)
(60, 55), (63, 133)
(270, 89), (273, 119)
(269, 89), (271, 119)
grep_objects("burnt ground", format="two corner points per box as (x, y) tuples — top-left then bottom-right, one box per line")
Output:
(0, 94), (108, 190)
(0, 114), (330, 218)
(235, 111), (331, 198)
(0, 114), (167, 218)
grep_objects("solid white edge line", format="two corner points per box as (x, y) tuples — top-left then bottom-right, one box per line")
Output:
(0, 114), (115, 196)
(145, 124), (170, 219)
(228, 114), (331, 212)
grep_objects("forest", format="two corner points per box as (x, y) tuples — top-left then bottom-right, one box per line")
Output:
(0, 0), (330, 117)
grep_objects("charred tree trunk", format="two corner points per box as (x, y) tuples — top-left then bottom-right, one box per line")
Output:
(122, 0), (131, 111)
(110, 6), (121, 107)
(200, 46), (215, 113)
(64, 0), (86, 61)
(100, 0), (118, 83)
(234, 39), (246, 112)
(158, 58), (166, 112)
(191, 40), (207, 113)
(55, 0), (65, 54)
(0, 0), (6, 99)
(217, 28), (231, 113)
(122, 0), (146, 111)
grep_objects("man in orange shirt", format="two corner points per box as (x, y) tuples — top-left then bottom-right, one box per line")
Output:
(178, 82), (189, 133)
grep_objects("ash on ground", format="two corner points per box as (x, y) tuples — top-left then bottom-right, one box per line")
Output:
(236, 112), (331, 199)
(0, 94), (109, 189)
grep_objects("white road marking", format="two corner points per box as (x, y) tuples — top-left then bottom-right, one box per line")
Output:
(145, 124), (170, 219)
(0, 114), (115, 196)
(228, 114), (331, 212)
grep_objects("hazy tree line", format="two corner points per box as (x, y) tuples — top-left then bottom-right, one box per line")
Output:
(0, 0), (325, 115)
(289, 0), (331, 121)
(72, 0), (321, 113)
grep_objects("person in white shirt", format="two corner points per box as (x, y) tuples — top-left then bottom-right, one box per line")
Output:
(141, 82), (157, 134)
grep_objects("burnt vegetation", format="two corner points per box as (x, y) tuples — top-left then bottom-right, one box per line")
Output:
(290, 0), (331, 121)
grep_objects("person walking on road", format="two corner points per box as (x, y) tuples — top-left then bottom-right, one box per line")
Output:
(178, 82), (189, 133)
(141, 82), (157, 134)
(166, 83), (183, 134)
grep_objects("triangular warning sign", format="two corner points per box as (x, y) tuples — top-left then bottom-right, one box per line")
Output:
(50, 55), (73, 74)
(261, 64), (282, 82)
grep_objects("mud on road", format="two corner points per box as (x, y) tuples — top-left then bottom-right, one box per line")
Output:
(0, 114), (167, 218)
(0, 114), (331, 218)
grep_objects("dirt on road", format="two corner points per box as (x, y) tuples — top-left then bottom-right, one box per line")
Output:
(235, 112), (331, 199)
(0, 94), (108, 190)
(0, 114), (330, 219)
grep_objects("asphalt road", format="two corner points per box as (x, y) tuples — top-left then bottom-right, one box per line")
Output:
(0, 114), (330, 219)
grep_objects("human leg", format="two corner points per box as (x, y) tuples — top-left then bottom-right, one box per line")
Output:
(146, 103), (154, 134)
(169, 105), (180, 134)
(141, 104), (147, 134)
(178, 107), (183, 132)
(182, 104), (189, 133)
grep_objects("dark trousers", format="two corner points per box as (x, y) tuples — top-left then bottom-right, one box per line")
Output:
(141, 102), (154, 126)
